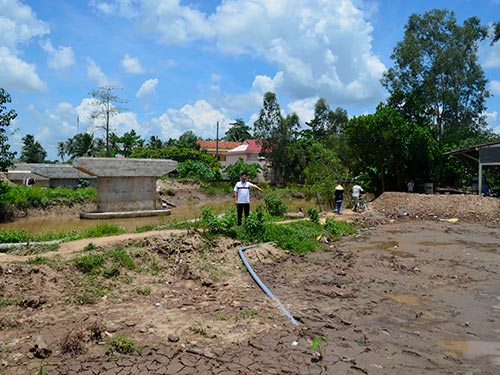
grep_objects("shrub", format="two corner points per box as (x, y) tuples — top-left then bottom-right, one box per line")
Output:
(307, 207), (320, 224)
(73, 254), (105, 274)
(108, 336), (141, 354)
(324, 218), (356, 238)
(264, 194), (287, 217)
(243, 210), (266, 241)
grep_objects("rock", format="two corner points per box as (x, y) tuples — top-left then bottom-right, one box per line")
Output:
(30, 336), (52, 359)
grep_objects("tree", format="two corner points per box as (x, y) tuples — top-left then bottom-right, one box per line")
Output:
(491, 22), (500, 45)
(224, 158), (260, 182)
(177, 130), (200, 150)
(345, 104), (439, 193)
(224, 119), (252, 142)
(65, 133), (98, 159)
(57, 141), (67, 162)
(146, 135), (164, 150)
(88, 86), (128, 156)
(254, 93), (303, 184)
(0, 88), (17, 171)
(113, 130), (144, 157)
(20, 134), (47, 163)
(382, 9), (489, 145)
(303, 141), (345, 209)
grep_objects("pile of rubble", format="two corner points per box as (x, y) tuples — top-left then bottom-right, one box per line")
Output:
(370, 192), (500, 223)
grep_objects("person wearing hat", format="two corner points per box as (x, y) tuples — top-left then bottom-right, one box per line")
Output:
(334, 185), (344, 214)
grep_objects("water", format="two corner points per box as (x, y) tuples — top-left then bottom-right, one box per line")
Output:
(0, 197), (314, 237)
(0, 199), (235, 236)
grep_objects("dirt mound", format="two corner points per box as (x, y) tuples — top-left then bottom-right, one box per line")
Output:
(370, 192), (500, 223)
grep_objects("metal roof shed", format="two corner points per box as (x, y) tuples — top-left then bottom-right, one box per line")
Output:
(446, 140), (500, 194)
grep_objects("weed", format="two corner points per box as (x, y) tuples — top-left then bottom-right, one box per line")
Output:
(102, 266), (120, 278)
(108, 336), (141, 354)
(107, 249), (136, 270)
(61, 328), (85, 356)
(82, 224), (126, 238)
(73, 254), (105, 274)
(136, 287), (151, 296)
(0, 297), (18, 307)
(307, 207), (320, 224)
(190, 321), (216, 338)
(83, 243), (99, 251)
(214, 313), (229, 321)
(324, 218), (356, 238)
(235, 309), (258, 322)
(311, 336), (325, 361)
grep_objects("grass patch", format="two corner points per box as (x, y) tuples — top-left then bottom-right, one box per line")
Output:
(108, 336), (141, 355)
(136, 287), (151, 296)
(235, 309), (259, 322)
(80, 224), (126, 238)
(0, 297), (18, 307)
(73, 254), (105, 274)
(190, 321), (217, 338)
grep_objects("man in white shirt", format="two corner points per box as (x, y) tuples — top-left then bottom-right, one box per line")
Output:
(234, 172), (263, 225)
(352, 182), (364, 212)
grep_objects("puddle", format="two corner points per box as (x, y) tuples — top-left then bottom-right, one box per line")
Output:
(418, 241), (452, 246)
(390, 250), (416, 258)
(353, 240), (399, 252)
(384, 293), (427, 306)
(437, 340), (500, 365)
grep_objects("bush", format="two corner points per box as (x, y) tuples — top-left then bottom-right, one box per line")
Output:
(264, 194), (287, 217)
(178, 161), (221, 181)
(243, 210), (266, 241)
(307, 207), (320, 224)
(324, 218), (356, 238)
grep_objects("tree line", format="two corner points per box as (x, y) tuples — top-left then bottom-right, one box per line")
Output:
(1, 9), (499, 196)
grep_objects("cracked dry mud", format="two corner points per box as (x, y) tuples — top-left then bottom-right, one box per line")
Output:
(1, 192), (500, 374)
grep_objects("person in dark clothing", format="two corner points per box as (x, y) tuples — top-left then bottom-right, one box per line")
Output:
(334, 185), (344, 214)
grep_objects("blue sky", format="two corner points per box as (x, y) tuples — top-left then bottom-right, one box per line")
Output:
(1, 0), (500, 160)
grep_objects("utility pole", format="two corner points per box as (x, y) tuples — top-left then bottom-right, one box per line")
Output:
(215, 121), (219, 160)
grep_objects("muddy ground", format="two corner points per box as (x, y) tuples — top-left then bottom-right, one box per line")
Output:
(0, 192), (499, 374)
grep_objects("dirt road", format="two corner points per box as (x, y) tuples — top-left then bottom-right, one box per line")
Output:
(0, 193), (499, 374)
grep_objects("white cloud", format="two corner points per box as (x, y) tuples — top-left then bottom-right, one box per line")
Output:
(490, 80), (500, 95)
(0, 0), (49, 49)
(136, 78), (159, 99)
(0, 47), (46, 92)
(86, 58), (114, 87)
(122, 54), (145, 74)
(40, 40), (75, 70)
(90, 0), (137, 18)
(138, 0), (215, 44)
(114, 0), (387, 106)
(287, 97), (318, 124)
(153, 100), (230, 140)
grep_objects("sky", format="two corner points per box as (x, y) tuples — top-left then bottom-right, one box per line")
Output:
(1, 0), (500, 161)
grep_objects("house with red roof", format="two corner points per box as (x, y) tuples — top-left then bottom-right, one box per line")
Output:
(226, 139), (271, 183)
(196, 140), (242, 163)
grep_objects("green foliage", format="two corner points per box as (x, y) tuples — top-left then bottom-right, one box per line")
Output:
(0, 88), (17, 171)
(20, 134), (47, 163)
(382, 9), (489, 145)
(224, 158), (260, 182)
(108, 336), (141, 354)
(264, 221), (323, 253)
(303, 141), (345, 209)
(0, 184), (96, 212)
(346, 104), (439, 193)
(224, 118), (252, 142)
(0, 297), (18, 307)
(200, 206), (237, 237)
(264, 193), (287, 217)
(73, 254), (105, 274)
(324, 218), (356, 238)
(0, 229), (29, 243)
(81, 224), (125, 238)
(107, 249), (136, 270)
(136, 287), (151, 296)
(307, 207), (320, 224)
(178, 160), (221, 181)
(243, 210), (266, 241)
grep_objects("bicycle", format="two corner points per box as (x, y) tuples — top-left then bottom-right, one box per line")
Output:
(353, 194), (368, 212)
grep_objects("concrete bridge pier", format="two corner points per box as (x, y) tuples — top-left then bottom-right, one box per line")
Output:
(73, 157), (177, 219)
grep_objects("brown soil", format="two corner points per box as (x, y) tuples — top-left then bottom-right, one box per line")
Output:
(1, 191), (500, 374)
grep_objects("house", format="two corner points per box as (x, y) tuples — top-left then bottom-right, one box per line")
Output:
(226, 139), (271, 183)
(197, 140), (242, 164)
